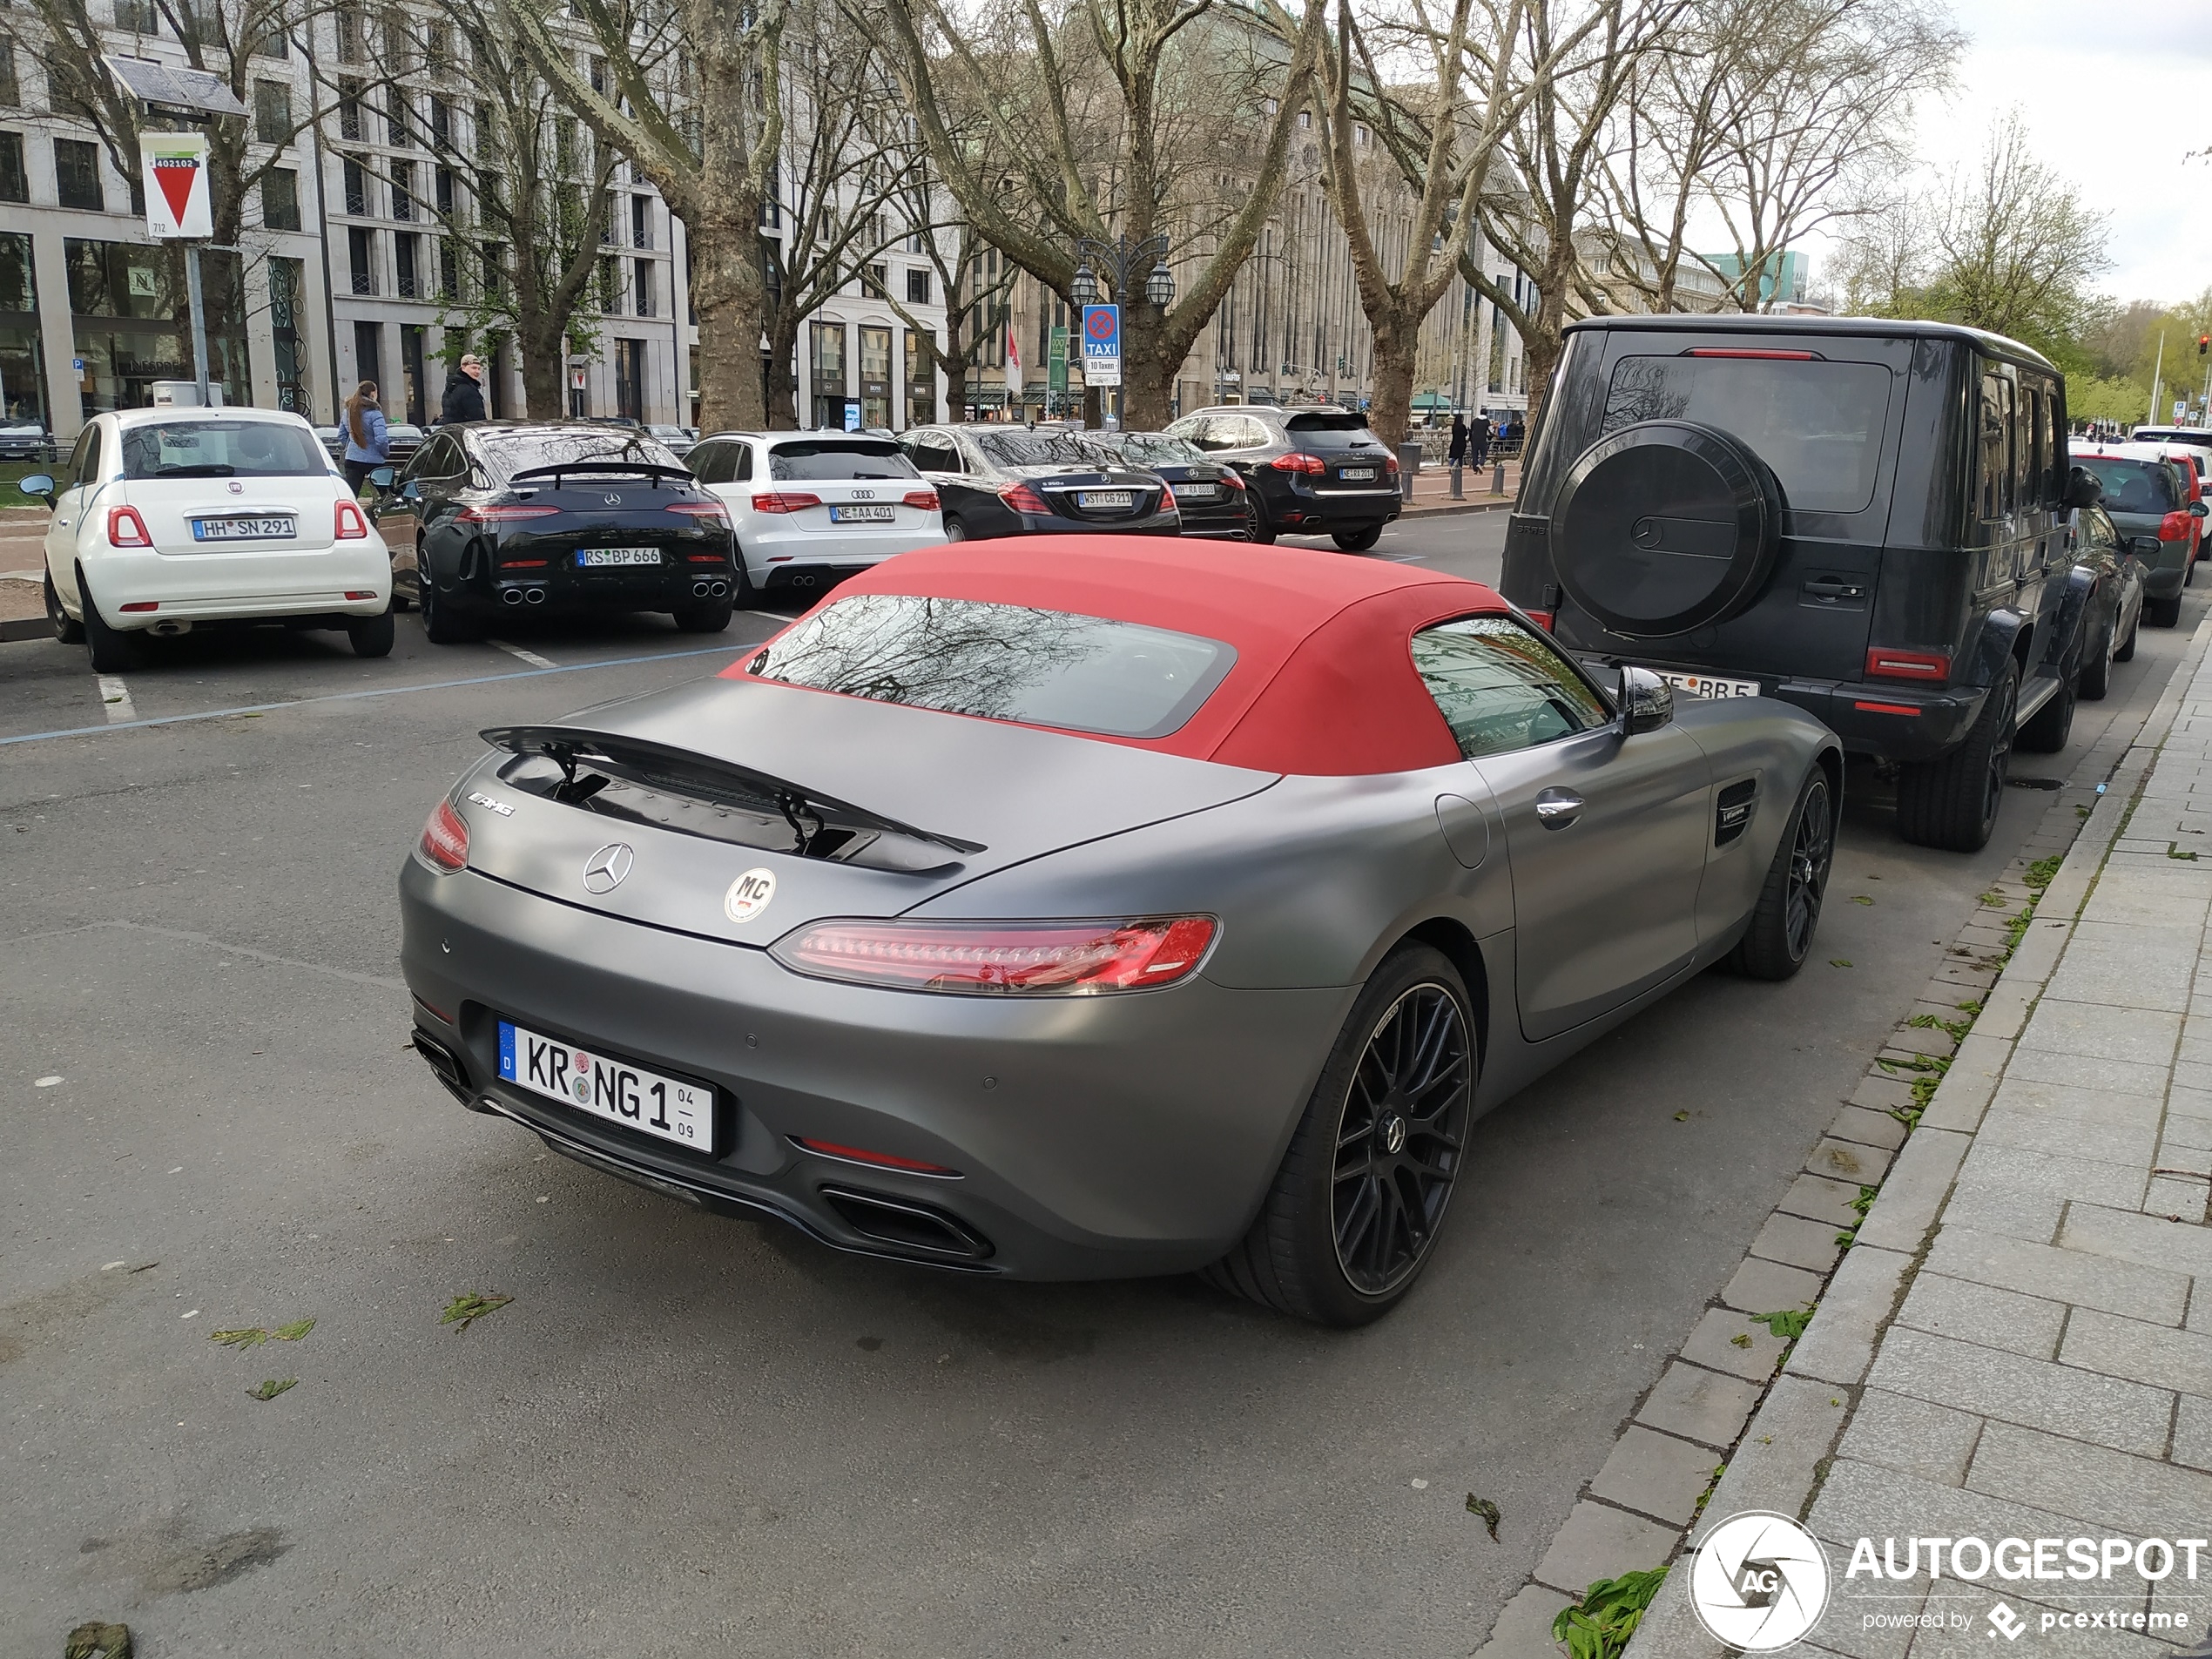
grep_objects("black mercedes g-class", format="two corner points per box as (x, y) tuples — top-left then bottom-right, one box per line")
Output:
(1501, 316), (2100, 852)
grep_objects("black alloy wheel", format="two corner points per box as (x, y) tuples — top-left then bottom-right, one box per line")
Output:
(1784, 779), (1834, 960)
(1728, 767), (1835, 979)
(418, 573), (482, 644)
(2077, 619), (2114, 701)
(45, 567), (84, 644)
(1330, 982), (1472, 1297)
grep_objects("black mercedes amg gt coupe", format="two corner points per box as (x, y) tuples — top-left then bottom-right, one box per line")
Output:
(395, 421), (739, 643)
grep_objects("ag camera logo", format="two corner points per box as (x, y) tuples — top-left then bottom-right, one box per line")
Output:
(1691, 1511), (1831, 1651)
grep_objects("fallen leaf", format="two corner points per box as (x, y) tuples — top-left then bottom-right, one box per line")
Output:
(273, 1318), (315, 1342)
(1851, 895), (1873, 905)
(209, 1327), (269, 1349)
(64, 1621), (132, 1659)
(247, 1378), (297, 1401)
(1830, 959), (1852, 968)
(441, 1291), (512, 1332)
(1672, 1110), (1689, 1123)
(1466, 1494), (1501, 1541)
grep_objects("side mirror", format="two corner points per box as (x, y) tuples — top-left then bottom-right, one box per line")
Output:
(2063, 466), (2104, 510)
(17, 473), (55, 505)
(1621, 665), (1675, 735)
(398, 478), (421, 502)
(2191, 500), (2208, 519)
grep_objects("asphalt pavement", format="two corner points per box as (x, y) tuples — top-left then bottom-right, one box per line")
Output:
(3, 516), (2203, 1657)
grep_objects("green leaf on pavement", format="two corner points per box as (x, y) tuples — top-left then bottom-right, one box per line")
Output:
(442, 1292), (512, 1332)
(1552, 1567), (1669, 1659)
(209, 1328), (268, 1349)
(246, 1378), (296, 1401)
(64, 1621), (133, 1659)
(1830, 959), (1851, 968)
(273, 1318), (315, 1342)
(1851, 894), (1873, 905)
(1751, 1307), (1813, 1340)
(1465, 1494), (1501, 1541)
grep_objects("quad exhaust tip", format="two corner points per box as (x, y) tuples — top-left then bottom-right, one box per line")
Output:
(502, 588), (524, 605)
(524, 587), (546, 605)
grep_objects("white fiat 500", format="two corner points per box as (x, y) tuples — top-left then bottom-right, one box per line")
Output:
(683, 430), (945, 601)
(24, 407), (395, 671)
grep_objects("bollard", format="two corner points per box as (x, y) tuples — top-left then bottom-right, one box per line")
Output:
(1449, 462), (1463, 501)
(1490, 457), (1507, 496)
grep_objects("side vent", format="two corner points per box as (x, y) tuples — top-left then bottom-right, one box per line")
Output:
(1715, 779), (1758, 847)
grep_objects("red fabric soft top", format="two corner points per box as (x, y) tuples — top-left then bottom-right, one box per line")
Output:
(723, 536), (1513, 776)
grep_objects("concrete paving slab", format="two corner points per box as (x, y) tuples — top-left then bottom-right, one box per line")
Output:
(1834, 1387), (1984, 1487)
(1895, 1271), (2067, 1359)
(1866, 1328), (2174, 1457)
(1588, 1426), (1722, 1527)
(1530, 1501), (1679, 1597)
(1634, 1362), (1764, 1449)
(1922, 1226), (2189, 1323)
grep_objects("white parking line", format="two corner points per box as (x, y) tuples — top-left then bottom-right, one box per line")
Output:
(96, 675), (137, 722)
(487, 639), (557, 669)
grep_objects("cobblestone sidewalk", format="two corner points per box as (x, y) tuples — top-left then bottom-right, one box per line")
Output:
(1615, 618), (2212, 1657)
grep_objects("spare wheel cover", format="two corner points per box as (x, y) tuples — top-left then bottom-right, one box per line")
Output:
(1548, 420), (1780, 639)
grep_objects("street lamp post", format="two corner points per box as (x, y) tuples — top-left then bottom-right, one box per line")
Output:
(1068, 233), (1173, 425)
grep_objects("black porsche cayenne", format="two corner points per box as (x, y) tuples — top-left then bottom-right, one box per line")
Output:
(396, 421), (738, 644)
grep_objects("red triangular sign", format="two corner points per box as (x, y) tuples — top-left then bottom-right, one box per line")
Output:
(152, 157), (199, 227)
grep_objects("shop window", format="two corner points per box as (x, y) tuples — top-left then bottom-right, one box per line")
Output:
(260, 167), (300, 232)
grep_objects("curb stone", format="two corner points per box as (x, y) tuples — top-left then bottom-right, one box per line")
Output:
(1468, 613), (2212, 1658)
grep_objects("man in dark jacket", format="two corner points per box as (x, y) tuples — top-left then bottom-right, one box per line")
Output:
(440, 353), (488, 424)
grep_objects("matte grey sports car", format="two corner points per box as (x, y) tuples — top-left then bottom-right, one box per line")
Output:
(401, 537), (1841, 1325)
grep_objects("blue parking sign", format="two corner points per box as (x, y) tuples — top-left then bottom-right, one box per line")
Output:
(1080, 305), (1120, 386)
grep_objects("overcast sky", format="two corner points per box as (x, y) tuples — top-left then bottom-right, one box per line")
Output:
(1906, 0), (2209, 306)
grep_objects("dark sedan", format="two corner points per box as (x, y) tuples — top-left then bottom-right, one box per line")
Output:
(395, 422), (738, 643)
(1080, 431), (1251, 537)
(0, 420), (55, 463)
(2071, 498), (2147, 701)
(898, 424), (1178, 541)
(1165, 405), (1400, 550)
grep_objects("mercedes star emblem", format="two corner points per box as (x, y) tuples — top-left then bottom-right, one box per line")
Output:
(604, 493), (623, 506)
(582, 843), (634, 894)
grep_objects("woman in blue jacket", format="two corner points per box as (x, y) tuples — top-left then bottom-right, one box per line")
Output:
(341, 381), (389, 498)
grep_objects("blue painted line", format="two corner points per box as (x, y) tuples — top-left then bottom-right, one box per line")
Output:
(0, 643), (752, 747)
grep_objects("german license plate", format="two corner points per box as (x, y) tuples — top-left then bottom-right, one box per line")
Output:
(829, 504), (894, 523)
(192, 516), (295, 540)
(1178, 484), (1218, 498)
(1078, 490), (1134, 509)
(1654, 669), (1760, 699)
(1339, 468), (1377, 482)
(498, 1019), (714, 1151)
(577, 547), (660, 566)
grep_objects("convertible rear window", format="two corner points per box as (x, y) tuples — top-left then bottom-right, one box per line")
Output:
(1602, 355), (1892, 514)
(767, 441), (920, 482)
(748, 594), (1237, 738)
(2077, 456), (2180, 514)
(1412, 617), (1610, 758)
(119, 419), (327, 479)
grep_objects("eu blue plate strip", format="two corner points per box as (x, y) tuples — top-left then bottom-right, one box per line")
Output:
(0, 642), (754, 748)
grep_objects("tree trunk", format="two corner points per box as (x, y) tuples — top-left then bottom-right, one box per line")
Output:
(691, 193), (768, 433)
(765, 316), (802, 428)
(1366, 314), (1419, 450)
(1122, 317), (1173, 430)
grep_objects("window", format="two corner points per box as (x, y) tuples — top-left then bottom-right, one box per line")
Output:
(428, 97), (451, 148)
(54, 138), (103, 210)
(863, 262), (887, 300)
(1999, 374), (2018, 515)
(342, 154), (368, 215)
(599, 255), (620, 313)
(1604, 354), (1894, 516)
(1977, 370), (2005, 522)
(1285, 411), (1381, 449)
(115, 0), (156, 29)
(685, 441), (730, 484)
(2076, 457), (2180, 515)
(387, 90), (411, 147)
(338, 81), (363, 141)
(436, 239), (458, 299)
(382, 11), (411, 71)
(903, 432), (960, 473)
(2035, 380), (2060, 502)
(906, 268), (930, 306)
(348, 226), (375, 293)
(334, 7), (366, 62)
(391, 158), (414, 220)
(1411, 616), (1609, 759)
(425, 20), (450, 70)
(0, 40), (18, 107)
(765, 440), (916, 481)
(0, 132), (24, 203)
(119, 419), (326, 479)
(260, 167), (300, 231)
(253, 79), (291, 145)
(435, 165), (455, 217)
(631, 194), (651, 248)
(395, 232), (419, 296)
(633, 257), (652, 316)
(252, 22), (287, 57)
(749, 595), (1238, 739)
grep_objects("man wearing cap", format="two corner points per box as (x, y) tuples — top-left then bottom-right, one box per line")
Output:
(440, 352), (488, 424)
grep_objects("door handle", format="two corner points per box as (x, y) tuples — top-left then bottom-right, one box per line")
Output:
(1802, 578), (1865, 600)
(1534, 788), (1583, 829)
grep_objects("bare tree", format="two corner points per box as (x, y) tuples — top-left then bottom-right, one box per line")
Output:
(506, 0), (785, 429)
(1927, 111), (2107, 344)
(872, 0), (1325, 428)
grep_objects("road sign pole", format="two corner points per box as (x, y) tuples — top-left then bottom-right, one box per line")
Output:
(185, 242), (211, 407)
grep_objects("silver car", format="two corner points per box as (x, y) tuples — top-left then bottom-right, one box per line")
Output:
(401, 537), (1840, 1324)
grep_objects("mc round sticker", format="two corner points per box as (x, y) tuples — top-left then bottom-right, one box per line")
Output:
(725, 867), (777, 925)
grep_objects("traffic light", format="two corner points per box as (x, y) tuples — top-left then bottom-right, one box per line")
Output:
(2200, 334), (2209, 356)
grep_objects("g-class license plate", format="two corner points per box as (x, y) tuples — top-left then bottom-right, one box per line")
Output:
(1078, 490), (1134, 509)
(497, 1019), (714, 1151)
(577, 547), (661, 566)
(829, 505), (894, 523)
(1654, 670), (1761, 699)
(192, 516), (295, 540)
(1339, 467), (1377, 481)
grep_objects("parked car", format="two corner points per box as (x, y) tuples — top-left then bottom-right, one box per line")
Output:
(312, 424), (346, 462)
(0, 420), (56, 464)
(1500, 315), (2103, 853)
(897, 424), (1178, 541)
(646, 423), (698, 449)
(2070, 446), (2204, 626)
(685, 429), (945, 599)
(1076, 430), (1251, 537)
(20, 407), (393, 671)
(394, 421), (737, 643)
(2070, 496), (2148, 700)
(384, 422), (428, 468)
(400, 538), (1840, 1325)
(1165, 404), (1401, 550)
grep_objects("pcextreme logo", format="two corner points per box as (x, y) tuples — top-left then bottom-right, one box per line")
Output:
(1689, 1512), (1831, 1651)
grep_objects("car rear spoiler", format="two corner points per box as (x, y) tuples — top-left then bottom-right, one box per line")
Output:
(478, 725), (988, 860)
(507, 462), (695, 488)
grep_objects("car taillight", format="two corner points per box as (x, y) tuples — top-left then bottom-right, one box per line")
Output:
(902, 489), (941, 511)
(998, 482), (1053, 515)
(496, 557), (549, 568)
(416, 799), (469, 873)
(771, 915), (1217, 995)
(1269, 452), (1326, 475)
(1865, 648), (1951, 682)
(1159, 485), (1177, 513)
(752, 491), (822, 514)
(456, 504), (560, 523)
(106, 506), (151, 546)
(1524, 609), (1555, 631)
(664, 500), (731, 523)
(334, 498), (370, 539)
(2161, 510), (2194, 543)
(1220, 470), (1246, 490)
(1383, 453), (1400, 475)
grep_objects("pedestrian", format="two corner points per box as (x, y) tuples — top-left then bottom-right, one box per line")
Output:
(1448, 411), (1468, 467)
(1472, 409), (1492, 466)
(341, 380), (389, 500)
(440, 352), (488, 424)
